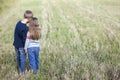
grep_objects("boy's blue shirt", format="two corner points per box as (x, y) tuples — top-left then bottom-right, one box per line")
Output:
(13, 20), (28, 48)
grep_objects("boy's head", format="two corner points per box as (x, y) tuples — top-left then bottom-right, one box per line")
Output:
(24, 10), (33, 23)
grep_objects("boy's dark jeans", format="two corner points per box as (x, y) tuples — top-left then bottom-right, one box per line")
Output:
(15, 47), (26, 74)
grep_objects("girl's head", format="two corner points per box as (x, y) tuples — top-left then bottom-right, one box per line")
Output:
(29, 17), (41, 40)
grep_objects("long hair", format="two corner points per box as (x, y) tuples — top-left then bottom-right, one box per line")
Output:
(29, 17), (41, 40)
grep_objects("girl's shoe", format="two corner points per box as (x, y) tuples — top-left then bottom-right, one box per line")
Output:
(33, 71), (37, 74)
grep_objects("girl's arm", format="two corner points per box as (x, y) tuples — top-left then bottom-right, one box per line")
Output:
(24, 32), (30, 53)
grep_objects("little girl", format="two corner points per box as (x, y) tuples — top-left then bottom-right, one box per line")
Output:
(24, 17), (41, 74)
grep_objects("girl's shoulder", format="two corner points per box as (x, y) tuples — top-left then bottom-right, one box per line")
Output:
(27, 31), (30, 34)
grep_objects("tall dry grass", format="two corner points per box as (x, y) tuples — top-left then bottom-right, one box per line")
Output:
(0, 0), (120, 80)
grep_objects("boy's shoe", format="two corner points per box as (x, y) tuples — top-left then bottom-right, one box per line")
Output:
(29, 69), (33, 73)
(20, 72), (25, 76)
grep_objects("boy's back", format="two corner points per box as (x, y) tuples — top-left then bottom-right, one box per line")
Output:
(13, 20), (28, 48)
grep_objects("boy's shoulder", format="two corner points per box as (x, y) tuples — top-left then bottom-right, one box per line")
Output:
(16, 20), (22, 26)
(16, 20), (23, 25)
(16, 20), (28, 31)
(16, 20), (27, 27)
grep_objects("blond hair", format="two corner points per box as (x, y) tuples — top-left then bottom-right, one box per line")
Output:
(29, 17), (41, 40)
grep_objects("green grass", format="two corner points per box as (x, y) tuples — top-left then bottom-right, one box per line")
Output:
(0, 0), (120, 80)
(0, 0), (16, 14)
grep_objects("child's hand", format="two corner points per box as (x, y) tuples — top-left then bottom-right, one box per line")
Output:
(25, 49), (28, 54)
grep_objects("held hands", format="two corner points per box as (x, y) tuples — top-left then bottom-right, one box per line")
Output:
(25, 49), (28, 54)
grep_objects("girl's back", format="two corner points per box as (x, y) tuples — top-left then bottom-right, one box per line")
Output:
(24, 17), (41, 50)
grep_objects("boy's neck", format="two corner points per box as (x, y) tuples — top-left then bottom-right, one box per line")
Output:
(21, 19), (28, 24)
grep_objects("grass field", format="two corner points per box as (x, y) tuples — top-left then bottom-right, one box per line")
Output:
(0, 0), (120, 80)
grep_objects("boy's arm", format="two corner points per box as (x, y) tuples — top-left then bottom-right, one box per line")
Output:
(24, 32), (30, 53)
(21, 26), (28, 46)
